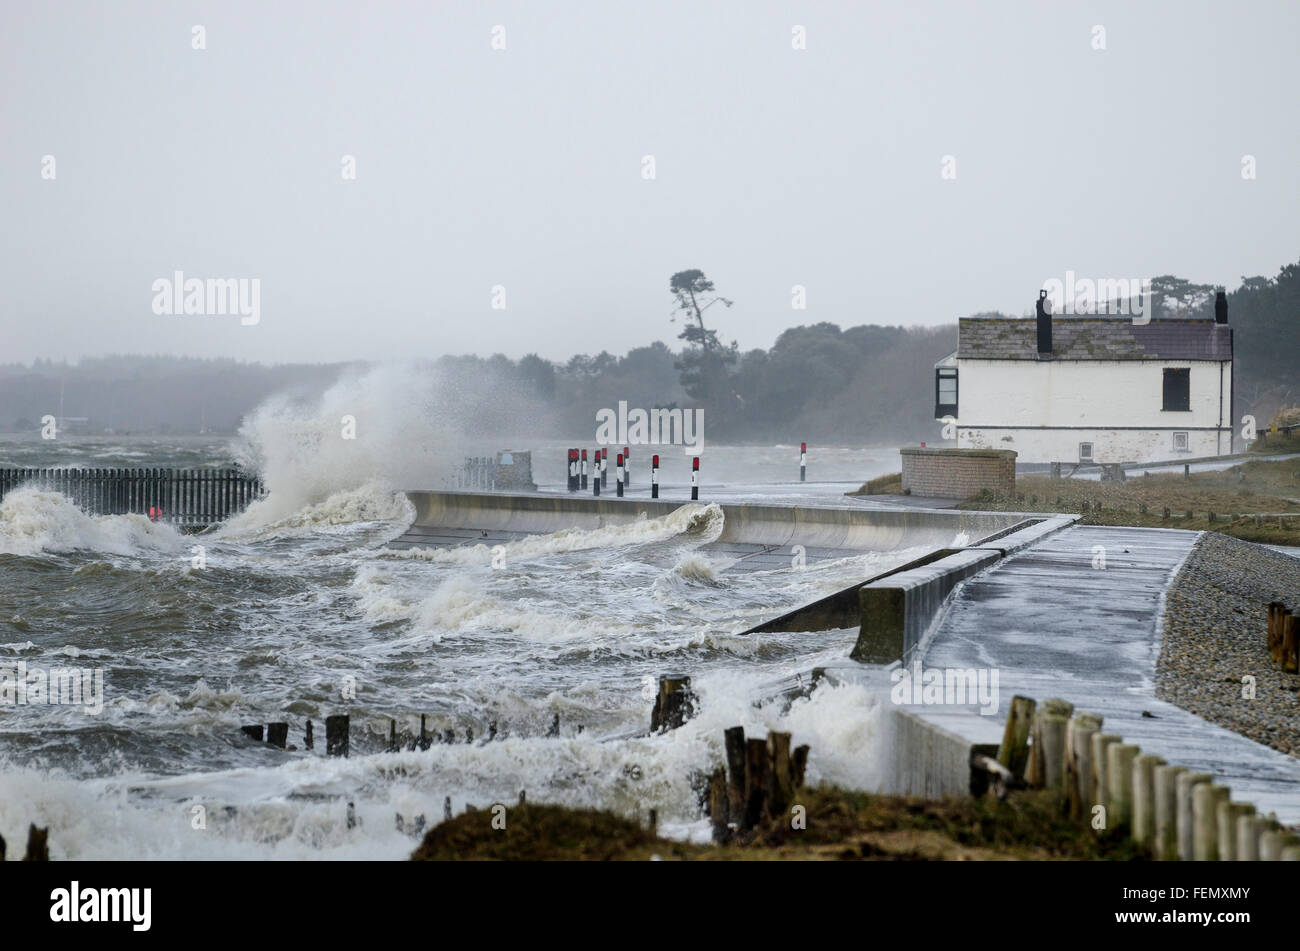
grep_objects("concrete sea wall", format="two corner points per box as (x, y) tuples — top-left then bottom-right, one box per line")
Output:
(402, 490), (1028, 552)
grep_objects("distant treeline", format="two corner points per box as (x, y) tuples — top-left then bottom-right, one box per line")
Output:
(0, 329), (955, 445)
(3, 260), (1295, 445)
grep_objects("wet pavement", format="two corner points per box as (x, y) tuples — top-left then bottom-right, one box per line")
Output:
(915, 524), (1300, 823)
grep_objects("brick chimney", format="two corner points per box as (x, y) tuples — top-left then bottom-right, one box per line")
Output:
(1215, 290), (1228, 324)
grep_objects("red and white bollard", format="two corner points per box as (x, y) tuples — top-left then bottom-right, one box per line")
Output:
(691, 457), (699, 501)
(601, 447), (608, 486)
(800, 442), (807, 482)
(651, 454), (659, 499)
(567, 448), (578, 492)
(616, 453), (624, 497)
(593, 448), (601, 496)
(581, 449), (588, 490)
(623, 446), (631, 486)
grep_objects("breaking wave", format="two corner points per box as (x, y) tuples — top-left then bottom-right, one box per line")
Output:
(380, 503), (725, 566)
(0, 487), (182, 557)
(228, 364), (456, 527)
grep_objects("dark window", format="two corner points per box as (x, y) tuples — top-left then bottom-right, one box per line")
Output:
(935, 367), (958, 418)
(1079, 442), (1093, 461)
(1162, 368), (1190, 411)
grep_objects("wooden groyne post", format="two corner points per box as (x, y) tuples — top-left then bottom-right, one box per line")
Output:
(649, 674), (696, 733)
(991, 694), (1293, 861)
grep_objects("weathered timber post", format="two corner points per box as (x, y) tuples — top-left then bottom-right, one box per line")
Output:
(1192, 783), (1229, 860)
(241, 724), (264, 741)
(791, 744), (810, 788)
(649, 674), (695, 732)
(24, 825), (49, 861)
(1268, 602), (1284, 664)
(326, 714), (350, 757)
(1219, 801), (1252, 861)
(304, 719), (314, 750)
(997, 696), (1035, 779)
(1090, 733), (1121, 817)
(266, 722), (289, 749)
(1260, 830), (1300, 861)
(1065, 712), (1102, 820)
(743, 738), (769, 830)
(1037, 710), (1070, 790)
(1131, 753), (1164, 848)
(766, 731), (793, 818)
(1176, 772), (1212, 860)
(1106, 744), (1139, 833)
(1154, 765), (1186, 860)
(1239, 813), (1270, 861)
(724, 726), (747, 819)
(1283, 613), (1298, 673)
(708, 766), (729, 843)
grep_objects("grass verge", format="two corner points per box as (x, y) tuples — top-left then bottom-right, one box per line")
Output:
(411, 787), (1149, 861)
(955, 455), (1300, 545)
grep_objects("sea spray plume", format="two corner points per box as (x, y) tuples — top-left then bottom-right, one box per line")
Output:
(226, 360), (561, 531)
(227, 363), (458, 528)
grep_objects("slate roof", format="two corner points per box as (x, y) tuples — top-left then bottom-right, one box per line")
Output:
(957, 317), (1233, 361)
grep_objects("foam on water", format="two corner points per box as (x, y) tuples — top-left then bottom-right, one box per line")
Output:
(221, 480), (414, 540)
(0, 668), (893, 860)
(0, 487), (183, 557)
(0, 386), (921, 859)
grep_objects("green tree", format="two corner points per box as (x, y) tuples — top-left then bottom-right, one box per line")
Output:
(668, 269), (738, 404)
(1149, 275), (1217, 319)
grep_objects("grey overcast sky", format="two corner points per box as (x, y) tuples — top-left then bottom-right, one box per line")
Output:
(2, 0), (1297, 366)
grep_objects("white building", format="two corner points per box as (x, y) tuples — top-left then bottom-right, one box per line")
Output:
(934, 298), (1234, 465)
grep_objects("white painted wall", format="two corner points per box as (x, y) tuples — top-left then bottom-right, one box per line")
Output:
(950, 359), (1232, 463)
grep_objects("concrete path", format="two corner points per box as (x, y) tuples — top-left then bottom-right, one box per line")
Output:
(914, 523), (1300, 823)
(1053, 451), (1300, 481)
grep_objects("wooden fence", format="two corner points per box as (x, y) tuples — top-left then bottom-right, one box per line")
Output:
(974, 694), (1300, 859)
(0, 467), (266, 526)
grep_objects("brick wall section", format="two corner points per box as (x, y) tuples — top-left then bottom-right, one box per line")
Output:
(900, 448), (1016, 500)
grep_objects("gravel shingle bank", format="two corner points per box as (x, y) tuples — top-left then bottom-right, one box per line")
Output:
(1157, 532), (1300, 757)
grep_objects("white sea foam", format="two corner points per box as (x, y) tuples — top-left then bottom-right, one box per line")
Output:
(0, 419), (938, 858)
(0, 487), (182, 557)
(221, 480), (414, 539)
(0, 667), (894, 861)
